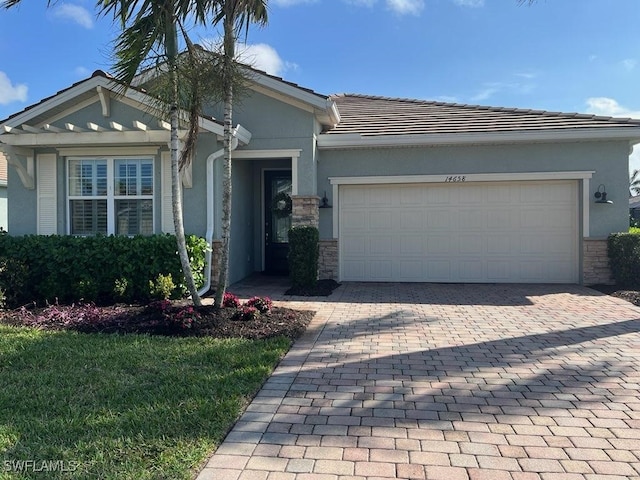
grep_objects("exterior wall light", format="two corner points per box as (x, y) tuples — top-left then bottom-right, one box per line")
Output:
(319, 191), (331, 208)
(594, 184), (613, 204)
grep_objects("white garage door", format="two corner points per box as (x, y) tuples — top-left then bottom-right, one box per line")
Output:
(339, 181), (578, 283)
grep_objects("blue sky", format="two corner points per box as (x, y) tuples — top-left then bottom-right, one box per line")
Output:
(1, 0), (640, 171)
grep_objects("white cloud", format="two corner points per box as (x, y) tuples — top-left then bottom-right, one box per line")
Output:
(586, 97), (640, 173)
(453, 0), (484, 7)
(386, 0), (424, 15)
(622, 58), (637, 71)
(74, 66), (91, 77)
(0, 72), (27, 106)
(585, 97), (640, 119)
(238, 43), (297, 76)
(52, 4), (93, 29)
(470, 77), (536, 103)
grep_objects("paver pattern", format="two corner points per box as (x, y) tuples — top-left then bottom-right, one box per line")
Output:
(197, 282), (640, 480)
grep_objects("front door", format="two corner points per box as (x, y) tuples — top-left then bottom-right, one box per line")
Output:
(264, 170), (292, 275)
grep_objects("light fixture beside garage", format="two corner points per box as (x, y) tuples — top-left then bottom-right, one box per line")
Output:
(594, 184), (613, 204)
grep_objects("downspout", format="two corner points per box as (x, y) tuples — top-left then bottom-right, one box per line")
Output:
(197, 133), (240, 297)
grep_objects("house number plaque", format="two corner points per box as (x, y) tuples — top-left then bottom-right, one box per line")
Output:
(444, 175), (466, 183)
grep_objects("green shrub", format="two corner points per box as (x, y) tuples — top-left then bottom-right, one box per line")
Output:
(149, 273), (176, 300)
(113, 277), (131, 302)
(288, 225), (319, 289)
(0, 234), (208, 307)
(0, 257), (29, 307)
(608, 232), (640, 288)
(631, 226), (640, 234)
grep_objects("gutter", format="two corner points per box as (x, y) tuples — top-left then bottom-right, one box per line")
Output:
(197, 127), (247, 298)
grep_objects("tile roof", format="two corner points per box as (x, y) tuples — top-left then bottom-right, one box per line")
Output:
(324, 94), (640, 136)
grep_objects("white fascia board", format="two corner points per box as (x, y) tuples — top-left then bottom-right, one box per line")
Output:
(0, 130), (171, 146)
(317, 128), (640, 149)
(329, 171), (595, 185)
(233, 124), (252, 146)
(249, 72), (329, 111)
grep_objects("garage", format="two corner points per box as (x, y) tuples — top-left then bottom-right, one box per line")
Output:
(339, 180), (579, 283)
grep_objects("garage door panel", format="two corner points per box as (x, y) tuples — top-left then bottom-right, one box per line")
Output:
(370, 211), (393, 229)
(339, 181), (578, 283)
(370, 236), (393, 254)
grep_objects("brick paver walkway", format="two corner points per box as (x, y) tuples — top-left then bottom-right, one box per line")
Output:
(197, 282), (640, 480)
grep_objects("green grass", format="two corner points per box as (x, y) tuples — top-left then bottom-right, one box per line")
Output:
(0, 326), (291, 479)
(630, 227), (640, 234)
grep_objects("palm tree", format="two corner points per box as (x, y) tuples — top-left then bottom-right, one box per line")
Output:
(631, 169), (640, 197)
(100, 0), (210, 306)
(3, 0), (208, 306)
(210, 0), (268, 310)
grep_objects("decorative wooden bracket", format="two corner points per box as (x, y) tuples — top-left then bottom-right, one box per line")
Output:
(1, 144), (34, 189)
(96, 86), (110, 117)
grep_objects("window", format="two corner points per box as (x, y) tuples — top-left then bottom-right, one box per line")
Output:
(68, 157), (154, 235)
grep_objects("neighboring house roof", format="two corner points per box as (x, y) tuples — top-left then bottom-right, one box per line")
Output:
(630, 196), (640, 209)
(0, 152), (6, 185)
(317, 94), (640, 149)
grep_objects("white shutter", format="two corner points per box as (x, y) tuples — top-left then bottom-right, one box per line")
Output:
(161, 151), (175, 233)
(37, 153), (57, 235)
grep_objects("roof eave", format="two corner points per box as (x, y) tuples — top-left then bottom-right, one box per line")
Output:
(317, 128), (640, 149)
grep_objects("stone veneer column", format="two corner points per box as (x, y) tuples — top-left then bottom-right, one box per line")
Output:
(291, 195), (320, 227)
(582, 238), (613, 285)
(319, 239), (338, 280)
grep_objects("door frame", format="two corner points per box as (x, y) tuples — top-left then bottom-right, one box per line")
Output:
(261, 168), (292, 272)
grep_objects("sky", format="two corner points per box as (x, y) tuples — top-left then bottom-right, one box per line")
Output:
(1, 0), (640, 172)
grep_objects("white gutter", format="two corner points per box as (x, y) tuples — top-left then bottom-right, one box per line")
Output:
(197, 127), (246, 297)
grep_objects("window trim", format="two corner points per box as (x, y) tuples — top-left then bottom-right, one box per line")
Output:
(66, 155), (155, 236)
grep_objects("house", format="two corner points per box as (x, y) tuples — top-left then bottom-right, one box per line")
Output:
(1, 68), (639, 287)
(631, 196), (640, 223)
(0, 152), (7, 231)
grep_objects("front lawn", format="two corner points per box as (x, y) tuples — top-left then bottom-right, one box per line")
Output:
(0, 326), (292, 479)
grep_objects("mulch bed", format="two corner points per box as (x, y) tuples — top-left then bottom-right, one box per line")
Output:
(0, 303), (315, 340)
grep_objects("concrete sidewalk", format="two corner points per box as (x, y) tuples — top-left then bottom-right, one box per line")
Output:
(197, 283), (640, 480)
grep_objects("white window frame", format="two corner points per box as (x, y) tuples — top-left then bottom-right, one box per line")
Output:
(66, 155), (155, 236)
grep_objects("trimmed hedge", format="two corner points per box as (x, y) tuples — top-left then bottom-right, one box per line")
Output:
(0, 234), (208, 307)
(608, 232), (640, 288)
(288, 225), (319, 289)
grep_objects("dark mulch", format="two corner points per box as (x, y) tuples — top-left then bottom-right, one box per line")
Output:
(589, 284), (640, 307)
(285, 279), (341, 296)
(0, 303), (315, 340)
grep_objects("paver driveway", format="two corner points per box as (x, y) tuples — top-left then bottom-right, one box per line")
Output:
(197, 283), (640, 480)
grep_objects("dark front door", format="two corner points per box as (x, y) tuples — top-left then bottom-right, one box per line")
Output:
(264, 170), (292, 275)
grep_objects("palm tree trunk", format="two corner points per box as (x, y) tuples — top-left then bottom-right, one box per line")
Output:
(167, 7), (202, 307)
(214, 6), (236, 309)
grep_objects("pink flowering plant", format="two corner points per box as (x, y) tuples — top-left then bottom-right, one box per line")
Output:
(222, 292), (241, 308)
(245, 296), (273, 314)
(149, 299), (201, 329)
(224, 295), (273, 321)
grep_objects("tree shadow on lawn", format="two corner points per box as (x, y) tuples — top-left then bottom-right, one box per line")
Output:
(0, 328), (291, 479)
